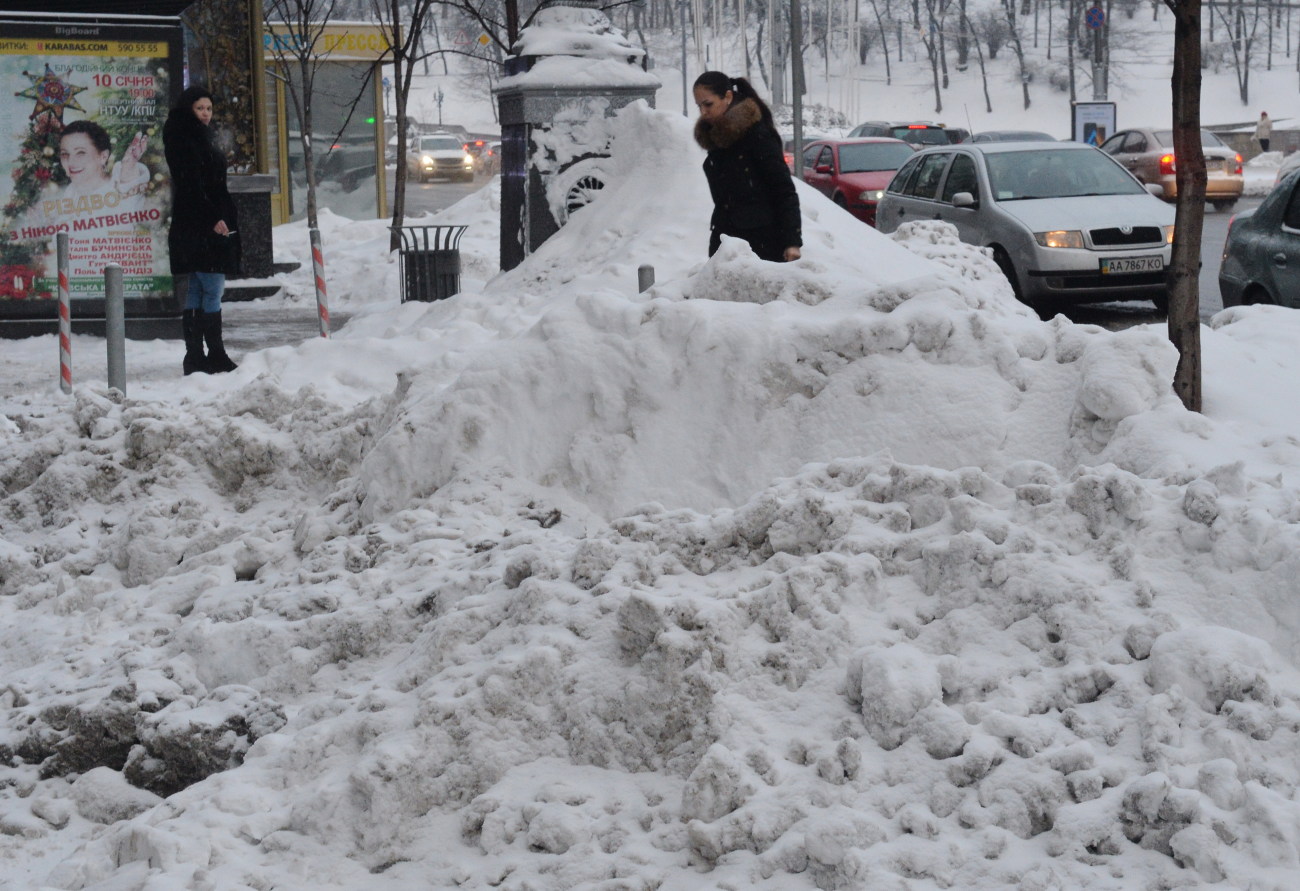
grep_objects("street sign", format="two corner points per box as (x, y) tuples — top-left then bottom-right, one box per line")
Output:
(1085, 6), (1105, 29)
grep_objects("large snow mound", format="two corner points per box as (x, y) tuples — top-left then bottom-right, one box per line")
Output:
(4, 103), (1300, 891)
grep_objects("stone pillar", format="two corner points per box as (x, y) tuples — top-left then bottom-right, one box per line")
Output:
(494, 2), (659, 272)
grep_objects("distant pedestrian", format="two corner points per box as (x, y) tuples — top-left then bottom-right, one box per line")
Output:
(1256, 111), (1273, 153)
(164, 85), (240, 375)
(692, 71), (802, 263)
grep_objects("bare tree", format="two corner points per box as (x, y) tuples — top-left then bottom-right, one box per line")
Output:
(263, 0), (345, 230)
(1163, 0), (1205, 411)
(961, 5), (992, 111)
(372, 0), (442, 249)
(918, 0), (950, 111)
(1002, 0), (1031, 108)
(1209, 0), (1265, 103)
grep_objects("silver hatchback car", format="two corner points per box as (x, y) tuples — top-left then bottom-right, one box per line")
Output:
(876, 142), (1176, 311)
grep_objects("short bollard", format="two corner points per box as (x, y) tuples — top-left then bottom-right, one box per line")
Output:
(104, 264), (125, 396)
(638, 264), (655, 293)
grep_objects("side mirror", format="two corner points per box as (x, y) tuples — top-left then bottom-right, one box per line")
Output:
(1145, 183), (1164, 197)
(952, 191), (977, 208)
(815, 164), (833, 174)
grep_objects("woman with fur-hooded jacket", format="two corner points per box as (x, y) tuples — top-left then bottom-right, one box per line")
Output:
(692, 71), (802, 262)
(163, 84), (240, 375)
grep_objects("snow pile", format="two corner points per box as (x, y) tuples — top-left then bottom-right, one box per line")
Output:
(4, 102), (1300, 891)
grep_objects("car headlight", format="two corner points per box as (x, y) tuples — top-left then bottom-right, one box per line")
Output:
(421, 155), (434, 166)
(1034, 230), (1084, 249)
(463, 154), (474, 166)
(858, 190), (884, 203)
(1163, 225), (1175, 244)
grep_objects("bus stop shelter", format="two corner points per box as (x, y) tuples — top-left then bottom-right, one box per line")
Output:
(0, 0), (273, 336)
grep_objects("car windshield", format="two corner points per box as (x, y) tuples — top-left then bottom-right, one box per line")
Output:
(890, 127), (949, 145)
(1153, 129), (1226, 148)
(986, 148), (1146, 200)
(419, 136), (462, 152)
(838, 142), (916, 173)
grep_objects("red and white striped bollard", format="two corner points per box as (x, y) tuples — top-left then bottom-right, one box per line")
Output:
(57, 232), (71, 393)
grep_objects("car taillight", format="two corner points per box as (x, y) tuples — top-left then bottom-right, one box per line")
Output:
(1158, 154), (1176, 176)
(1234, 153), (1243, 174)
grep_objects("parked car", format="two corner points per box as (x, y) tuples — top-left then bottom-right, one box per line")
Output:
(965, 130), (1056, 143)
(800, 137), (916, 227)
(462, 136), (499, 173)
(1219, 167), (1300, 308)
(1099, 127), (1243, 211)
(847, 120), (952, 148)
(481, 141), (502, 176)
(876, 142), (1175, 311)
(407, 133), (474, 182)
(781, 134), (827, 172)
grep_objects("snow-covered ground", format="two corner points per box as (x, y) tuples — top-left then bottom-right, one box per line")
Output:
(5, 96), (1300, 891)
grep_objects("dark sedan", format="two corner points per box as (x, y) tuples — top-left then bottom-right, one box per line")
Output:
(965, 130), (1056, 143)
(1219, 168), (1300, 307)
(800, 137), (916, 226)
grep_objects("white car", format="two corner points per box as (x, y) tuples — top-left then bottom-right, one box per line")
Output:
(876, 141), (1175, 312)
(407, 133), (474, 183)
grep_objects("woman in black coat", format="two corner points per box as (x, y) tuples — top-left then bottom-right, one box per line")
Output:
(692, 71), (802, 263)
(163, 85), (240, 374)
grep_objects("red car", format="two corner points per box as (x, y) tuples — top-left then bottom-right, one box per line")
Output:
(800, 137), (916, 227)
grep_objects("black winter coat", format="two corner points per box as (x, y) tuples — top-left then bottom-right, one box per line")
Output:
(163, 110), (240, 275)
(694, 98), (802, 262)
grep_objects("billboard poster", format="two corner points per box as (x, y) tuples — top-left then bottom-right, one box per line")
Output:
(0, 20), (181, 304)
(1071, 101), (1117, 147)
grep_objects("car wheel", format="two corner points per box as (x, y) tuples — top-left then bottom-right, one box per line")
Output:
(991, 246), (1022, 300)
(1211, 200), (1236, 212)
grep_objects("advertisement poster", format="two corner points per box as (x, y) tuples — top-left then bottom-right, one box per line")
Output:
(0, 20), (180, 303)
(1072, 101), (1117, 147)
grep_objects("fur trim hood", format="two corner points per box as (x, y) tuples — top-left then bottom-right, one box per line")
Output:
(694, 98), (764, 151)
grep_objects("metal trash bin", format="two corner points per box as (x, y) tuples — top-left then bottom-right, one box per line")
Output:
(391, 225), (468, 302)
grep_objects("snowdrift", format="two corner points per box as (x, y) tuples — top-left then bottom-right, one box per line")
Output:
(3, 103), (1300, 891)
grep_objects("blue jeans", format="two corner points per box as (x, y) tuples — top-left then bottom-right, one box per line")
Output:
(185, 272), (225, 312)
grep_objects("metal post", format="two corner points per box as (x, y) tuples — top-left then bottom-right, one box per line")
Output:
(792, 0), (805, 177)
(57, 232), (71, 394)
(680, 0), (689, 115)
(104, 264), (125, 396)
(310, 227), (330, 338)
(638, 264), (655, 292)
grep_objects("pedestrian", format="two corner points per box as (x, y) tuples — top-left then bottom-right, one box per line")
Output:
(1256, 111), (1273, 154)
(692, 71), (802, 263)
(163, 85), (240, 375)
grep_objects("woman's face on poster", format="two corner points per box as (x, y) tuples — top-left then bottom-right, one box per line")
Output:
(191, 97), (213, 126)
(59, 133), (109, 185)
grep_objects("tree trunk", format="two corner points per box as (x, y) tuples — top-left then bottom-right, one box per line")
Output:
(1005, 0), (1031, 108)
(1166, 0), (1204, 412)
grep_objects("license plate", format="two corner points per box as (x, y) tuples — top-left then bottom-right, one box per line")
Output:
(1100, 255), (1163, 275)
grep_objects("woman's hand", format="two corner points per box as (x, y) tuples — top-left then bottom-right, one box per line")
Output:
(213, 220), (230, 236)
(784, 246), (802, 261)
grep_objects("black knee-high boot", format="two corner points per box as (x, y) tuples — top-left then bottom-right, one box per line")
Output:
(182, 309), (207, 375)
(199, 310), (238, 373)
